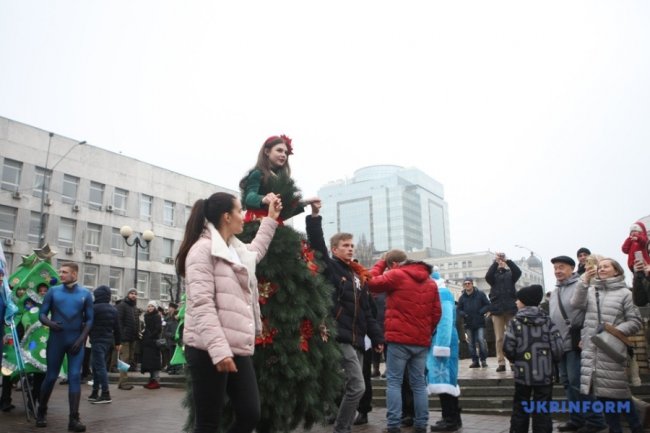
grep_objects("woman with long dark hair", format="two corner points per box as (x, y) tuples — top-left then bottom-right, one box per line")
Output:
(177, 191), (281, 433)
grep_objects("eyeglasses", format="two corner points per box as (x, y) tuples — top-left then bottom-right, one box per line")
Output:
(463, 282), (472, 286)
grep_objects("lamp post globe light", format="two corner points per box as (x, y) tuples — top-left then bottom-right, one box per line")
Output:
(120, 225), (155, 289)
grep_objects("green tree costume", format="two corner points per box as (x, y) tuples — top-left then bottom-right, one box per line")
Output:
(237, 171), (342, 433)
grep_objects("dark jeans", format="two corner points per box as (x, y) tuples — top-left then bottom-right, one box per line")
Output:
(510, 383), (553, 433)
(466, 327), (488, 363)
(186, 346), (260, 433)
(91, 341), (111, 392)
(358, 348), (373, 415)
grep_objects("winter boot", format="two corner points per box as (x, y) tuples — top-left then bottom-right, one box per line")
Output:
(35, 405), (48, 428)
(68, 413), (87, 432)
(68, 392), (86, 432)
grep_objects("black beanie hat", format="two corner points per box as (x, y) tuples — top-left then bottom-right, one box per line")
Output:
(517, 284), (544, 307)
(576, 247), (591, 257)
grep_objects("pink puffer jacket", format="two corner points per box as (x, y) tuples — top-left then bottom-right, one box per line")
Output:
(183, 217), (278, 366)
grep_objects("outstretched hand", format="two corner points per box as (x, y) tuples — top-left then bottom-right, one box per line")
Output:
(310, 200), (322, 216)
(267, 197), (283, 220)
(262, 192), (279, 205)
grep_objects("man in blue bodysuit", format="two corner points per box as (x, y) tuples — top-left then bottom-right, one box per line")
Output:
(36, 262), (93, 432)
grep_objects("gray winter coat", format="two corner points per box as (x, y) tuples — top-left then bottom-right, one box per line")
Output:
(570, 275), (642, 399)
(549, 273), (585, 353)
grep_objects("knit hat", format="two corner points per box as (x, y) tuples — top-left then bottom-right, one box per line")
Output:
(463, 277), (473, 283)
(576, 247), (591, 257)
(517, 284), (544, 307)
(127, 288), (138, 295)
(630, 222), (644, 233)
(147, 300), (158, 308)
(551, 255), (576, 268)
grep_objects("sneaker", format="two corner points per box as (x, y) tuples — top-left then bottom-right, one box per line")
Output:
(496, 365), (506, 372)
(468, 362), (480, 368)
(87, 390), (99, 401)
(143, 379), (160, 390)
(118, 384), (134, 390)
(481, 360), (488, 368)
(557, 422), (581, 432)
(575, 426), (608, 433)
(92, 393), (112, 404)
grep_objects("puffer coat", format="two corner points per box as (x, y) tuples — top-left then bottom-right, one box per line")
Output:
(367, 259), (441, 347)
(570, 275), (642, 398)
(183, 217), (277, 366)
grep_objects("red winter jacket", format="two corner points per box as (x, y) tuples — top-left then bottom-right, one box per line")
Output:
(622, 221), (650, 271)
(367, 259), (441, 347)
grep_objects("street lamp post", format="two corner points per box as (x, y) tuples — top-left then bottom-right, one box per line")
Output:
(120, 226), (155, 289)
(38, 134), (87, 246)
(514, 244), (545, 288)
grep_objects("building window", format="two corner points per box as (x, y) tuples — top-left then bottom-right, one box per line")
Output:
(140, 194), (153, 220)
(109, 267), (123, 293)
(137, 271), (150, 299)
(162, 238), (174, 262)
(58, 218), (76, 247)
(1, 159), (22, 191)
(89, 182), (104, 210)
(163, 201), (175, 226)
(28, 211), (41, 244)
(113, 188), (128, 214)
(138, 244), (151, 261)
(111, 228), (124, 256)
(83, 264), (99, 289)
(0, 205), (17, 239)
(160, 274), (174, 301)
(85, 223), (102, 252)
(467, 260), (472, 268)
(32, 167), (51, 198)
(62, 174), (79, 204)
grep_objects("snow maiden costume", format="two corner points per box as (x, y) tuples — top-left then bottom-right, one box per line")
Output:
(427, 269), (462, 431)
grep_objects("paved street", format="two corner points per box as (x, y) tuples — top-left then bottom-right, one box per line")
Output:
(0, 379), (512, 433)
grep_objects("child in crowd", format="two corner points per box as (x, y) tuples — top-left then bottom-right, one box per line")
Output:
(504, 284), (563, 433)
(622, 221), (649, 272)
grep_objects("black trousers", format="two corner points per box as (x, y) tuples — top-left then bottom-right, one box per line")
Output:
(186, 346), (260, 433)
(510, 383), (553, 433)
(357, 348), (373, 414)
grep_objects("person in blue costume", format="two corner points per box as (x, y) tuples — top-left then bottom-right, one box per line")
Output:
(427, 268), (462, 432)
(36, 262), (93, 432)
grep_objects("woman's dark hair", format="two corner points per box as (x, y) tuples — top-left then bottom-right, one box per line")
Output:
(175, 192), (236, 277)
(238, 136), (292, 198)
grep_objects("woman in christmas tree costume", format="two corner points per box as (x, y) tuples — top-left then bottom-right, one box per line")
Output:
(232, 135), (342, 433)
(179, 191), (280, 433)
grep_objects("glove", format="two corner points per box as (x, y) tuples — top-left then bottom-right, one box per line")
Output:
(41, 317), (62, 332)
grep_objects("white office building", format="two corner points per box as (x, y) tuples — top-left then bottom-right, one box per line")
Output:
(0, 117), (234, 307)
(317, 165), (451, 257)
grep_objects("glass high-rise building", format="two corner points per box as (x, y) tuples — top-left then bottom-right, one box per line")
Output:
(317, 165), (450, 257)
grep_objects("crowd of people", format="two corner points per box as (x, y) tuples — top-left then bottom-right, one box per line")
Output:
(1, 133), (649, 433)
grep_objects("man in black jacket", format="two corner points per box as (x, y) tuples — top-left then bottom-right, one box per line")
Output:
(116, 288), (139, 390)
(88, 285), (121, 404)
(457, 277), (490, 368)
(485, 252), (521, 372)
(306, 202), (384, 433)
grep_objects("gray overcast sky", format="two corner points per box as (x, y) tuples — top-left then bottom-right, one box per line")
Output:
(1, 1), (649, 287)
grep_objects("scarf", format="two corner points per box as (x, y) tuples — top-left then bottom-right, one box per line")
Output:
(347, 260), (372, 286)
